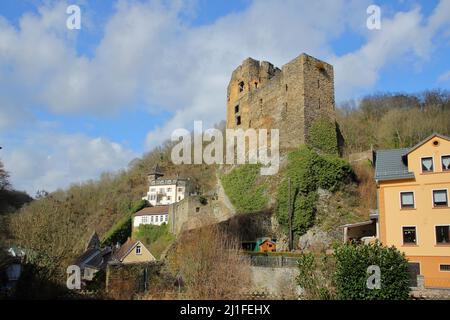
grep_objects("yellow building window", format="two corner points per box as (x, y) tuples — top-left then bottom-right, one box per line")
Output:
(400, 192), (415, 209)
(402, 226), (417, 245)
(442, 156), (450, 171)
(436, 226), (450, 244)
(433, 190), (448, 207)
(421, 157), (434, 173)
(440, 265), (450, 272)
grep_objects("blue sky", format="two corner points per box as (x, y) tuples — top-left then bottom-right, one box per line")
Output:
(0, 0), (449, 195)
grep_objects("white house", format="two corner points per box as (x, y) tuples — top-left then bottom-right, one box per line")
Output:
(133, 205), (169, 228)
(142, 164), (193, 206)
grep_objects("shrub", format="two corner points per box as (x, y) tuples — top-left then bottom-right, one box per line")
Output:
(221, 164), (267, 213)
(296, 252), (335, 299)
(315, 154), (354, 192)
(309, 117), (339, 155)
(333, 242), (411, 300)
(198, 196), (208, 205)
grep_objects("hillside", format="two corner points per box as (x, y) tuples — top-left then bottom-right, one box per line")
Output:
(3, 89), (450, 297)
(4, 140), (218, 287)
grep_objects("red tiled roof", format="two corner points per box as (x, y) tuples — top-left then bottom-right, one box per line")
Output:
(134, 205), (169, 216)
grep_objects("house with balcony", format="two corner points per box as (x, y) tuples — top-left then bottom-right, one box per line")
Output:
(373, 133), (450, 288)
(142, 164), (194, 206)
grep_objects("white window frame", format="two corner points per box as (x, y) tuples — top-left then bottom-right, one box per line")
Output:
(435, 224), (450, 245)
(136, 245), (142, 255)
(432, 189), (449, 208)
(399, 191), (415, 209)
(421, 156), (435, 173)
(402, 225), (418, 245)
(441, 154), (450, 172)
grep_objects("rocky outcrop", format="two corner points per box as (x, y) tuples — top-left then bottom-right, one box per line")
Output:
(298, 227), (333, 251)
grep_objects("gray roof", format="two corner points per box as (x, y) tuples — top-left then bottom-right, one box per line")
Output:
(74, 247), (112, 270)
(374, 132), (450, 182)
(374, 148), (415, 181)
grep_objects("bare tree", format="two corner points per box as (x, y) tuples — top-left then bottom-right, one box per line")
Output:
(0, 160), (11, 191)
(167, 226), (252, 300)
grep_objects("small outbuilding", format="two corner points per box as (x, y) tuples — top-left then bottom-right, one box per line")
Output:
(255, 238), (276, 253)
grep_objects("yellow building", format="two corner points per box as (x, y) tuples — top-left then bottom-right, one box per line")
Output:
(375, 133), (450, 288)
(111, 238), (156, 264)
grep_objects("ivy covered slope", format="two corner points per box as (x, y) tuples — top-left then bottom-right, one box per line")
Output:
(221, 164), (269, 213)
(308, 116), (339, 155)
(276, 146), (354, 236)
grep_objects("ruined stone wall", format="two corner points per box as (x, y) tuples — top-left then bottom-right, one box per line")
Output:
(226, 53), (336, 151)
(301, 55), (335, 140)
(168, 195), (232, 234)
(105, 262), (162, 299)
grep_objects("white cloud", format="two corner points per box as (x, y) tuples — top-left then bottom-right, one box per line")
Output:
(1, 0), (450, 192)
(0, 0), (369, 142)
(2, 132), (136, 195)
(332, 3), (450, 100)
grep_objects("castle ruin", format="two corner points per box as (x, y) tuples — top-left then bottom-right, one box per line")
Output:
(226, 53), (336, 151)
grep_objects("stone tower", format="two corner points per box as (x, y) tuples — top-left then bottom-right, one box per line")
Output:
(226, 53), (336, 151)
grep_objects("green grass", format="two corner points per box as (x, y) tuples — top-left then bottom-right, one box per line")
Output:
(135, 223), (175, 259)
